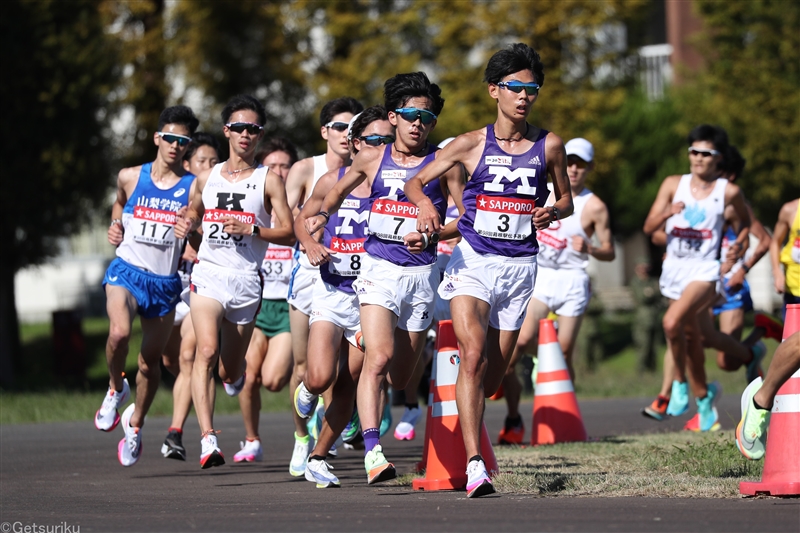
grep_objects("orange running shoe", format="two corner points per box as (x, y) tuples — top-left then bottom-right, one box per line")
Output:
(754, 313), (784, 342)
(498, 416), (524, 444)
(641, 395), (669, 421)
(488, 384), (504, 400)
(683, 413), (720, 432)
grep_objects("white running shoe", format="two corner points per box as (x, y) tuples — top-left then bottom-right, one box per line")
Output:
(305, 457), (340, 488)
(394, 406), (422, 441)
(199, 433), (225, 469)
(95, 377), (130, 432)
(294, 382), (319, 420)
(117, 404), (141, 467)
(233, 439), (263, 463)
(223, 372), (246, 397)
(466, 459), (495, 498)
(289, 434), (311, 477)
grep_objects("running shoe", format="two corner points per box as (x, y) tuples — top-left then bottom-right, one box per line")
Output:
(293, 382), (319, 420)
(161, 429), (186, 461)
(466, 459), (495, 498)
(355, 331), (366, 352)
(199, 432), (225, 469)
(531, 357), (539, 387)
(488, 384), (504, 401)
(305, 457), (340, 488)
(233, 438), (263, 463)
(307, 399), (325, 442)
(328, 436), (341, 458)
(223, 372), (246, 397)
(683, 412), (720, 432)
(754, 313), (784, 342)
(289, 433), (310, 477)
(666, 380), (689, 416)
(394, 406), (422, 441)
(497, 415), (525, 445)
(696, 381), (722, 432)
(117, 404), (141, 467)
(736, 377), (770, 460)
(95, 377), (130, 431)
(379, 394), (393, 438)
(642, 395), (669, 421)
(746, 341), (767, 384)
(341, 407), (360, 443)
(365, 445), (396, 484)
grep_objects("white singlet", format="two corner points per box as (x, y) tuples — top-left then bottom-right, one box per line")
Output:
(664, 174), (727, 263)
(536, 188), (594, 270)
(196, 163), (271, 272)
(296, 154), (330, 270)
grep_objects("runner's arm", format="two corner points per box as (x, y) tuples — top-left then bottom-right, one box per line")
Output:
(308, 149), (376, 235)
(643, 176), (681, 235)
(724, 183), (751, 261)
(255, 169), (295, 246)
(741, 203), (770, 273)
(174, 170), (208, 239)
(583, 198), (615, 261)
(108, 168), (134, 246)
(769, 201), (794, 294)
(438, 162), (467, 242)
(294, 172), (338, 264)
(284, 158), (312, 211)
(536, 132), (572, 230)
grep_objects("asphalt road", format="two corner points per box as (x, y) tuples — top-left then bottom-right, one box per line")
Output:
(1, 397), (798, 532)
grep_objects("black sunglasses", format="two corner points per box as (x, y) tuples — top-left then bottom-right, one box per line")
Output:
(325, 121), (350, 132)
(226, 122), (264, 135)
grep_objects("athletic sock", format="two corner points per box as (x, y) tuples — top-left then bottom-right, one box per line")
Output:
(753, 397), (770, 411)
(309, 454), (326, 462)
(405, 403), (419, 410)
(363, 428), (380, 454)
(504, 414), (523, 428)
(468, 455), (483, 464)
(168, 427), (182, 434)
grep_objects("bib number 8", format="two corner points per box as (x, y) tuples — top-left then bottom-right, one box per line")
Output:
(350, 254), (361, 271)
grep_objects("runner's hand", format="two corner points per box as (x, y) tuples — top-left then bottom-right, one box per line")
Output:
(222, 216), (250, 235)
(415, 199), (440, 234)
(108, 221), (123, 246)
(572, 235), (590, 254)
(305, 241), (336, 266)
(726, 268), (745, 292)
(174, 201), (194, 239)
(532, 207), (553, 230)
(404, 232), (426, 254)
(305, 214), (327, 236)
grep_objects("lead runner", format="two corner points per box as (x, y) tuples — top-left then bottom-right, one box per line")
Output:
(405, 43), (573, 498)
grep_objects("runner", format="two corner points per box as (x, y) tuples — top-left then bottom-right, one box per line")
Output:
(642, 125), (753, 433)
(497, 137), (614, 444)
(294, 106), (395, 487)
(98, 105), (199, 468)
(173, 94), (295, 468)
(232, 137), (300, 463)
(405, 43), (573, 497)
(161, 132), (220, 460)
(284, 97), (363, 476)
(770, 198), (800, 318)
(305, 72), (464, 485)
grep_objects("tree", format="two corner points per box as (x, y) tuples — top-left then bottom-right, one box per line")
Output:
(0, 0), (119, 386)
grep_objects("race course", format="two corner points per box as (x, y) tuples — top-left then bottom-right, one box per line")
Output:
(2, 397), (797, 532)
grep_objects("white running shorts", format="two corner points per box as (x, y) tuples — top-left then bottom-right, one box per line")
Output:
(531, 267), (591, 317)
(659, 257), (721, 301)
(287, 263), (319, 316)
(190, 261), (262, 325)
(439, 239), (537, 331)
(353, 254), (438, 332)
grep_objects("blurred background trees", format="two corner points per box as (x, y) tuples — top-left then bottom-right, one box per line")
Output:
(2, 0), (798, 386)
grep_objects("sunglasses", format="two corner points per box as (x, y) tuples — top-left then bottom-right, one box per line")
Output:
(358, 135), (395, 147)
(567, 156), (589, 169)
(688, 147), (720, 157)
(394, 108), (438, 125)
(325, 121), (350, 132)
(226, 122), (264, 135)
(497, 81), (540, 96)
(157, 132), (192, 147)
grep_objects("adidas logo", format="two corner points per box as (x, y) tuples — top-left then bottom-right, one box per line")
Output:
(528, 155), (541, 166)
(443, 282), (455, 292)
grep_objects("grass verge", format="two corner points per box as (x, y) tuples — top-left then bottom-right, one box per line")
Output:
(397, 432), (764, 498)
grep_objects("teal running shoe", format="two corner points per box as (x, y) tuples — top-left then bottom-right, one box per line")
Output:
(696, 381), (722, 432)
(341, 407), (360, 443)
(666, 380), (689, 416)
(746, 341), (766, 384)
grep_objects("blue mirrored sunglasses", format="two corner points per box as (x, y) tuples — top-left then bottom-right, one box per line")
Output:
(394, 108), (438, 125)
(358, 135), (395, 146)
(497, 81), (540, 96)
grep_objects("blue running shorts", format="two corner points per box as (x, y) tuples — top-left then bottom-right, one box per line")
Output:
(103, 258), (182, 319)
(713, 278), (753, 316)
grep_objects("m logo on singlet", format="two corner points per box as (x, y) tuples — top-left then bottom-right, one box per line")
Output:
(381, 170), (407, 197)
(484, 166), (537, 195)
(215, 192), (246, 212)
(336, 209), (369, 235)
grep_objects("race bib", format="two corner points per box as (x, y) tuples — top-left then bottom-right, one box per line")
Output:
(536, 228), (567, 262)
(132, 206), (178, 247)
(792, 236), (800, 264)
(473, 195), (535, 241)
(262, 246), (292, 281)
(202, 209), (255, 249)
(368, 197), (418, 242)
(327, 237), (365, 277)
(670, 227), (711, 258)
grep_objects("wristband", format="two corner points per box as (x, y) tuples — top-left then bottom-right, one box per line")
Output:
(110, 219), (122, 228)
(742, 264), (750, 273)
(317, 211), (330, 224)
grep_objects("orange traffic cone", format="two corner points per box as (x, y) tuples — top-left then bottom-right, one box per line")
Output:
(740, 303), (800, 496)
(531, 319), (587, 445)
(413, 320), (498, 491)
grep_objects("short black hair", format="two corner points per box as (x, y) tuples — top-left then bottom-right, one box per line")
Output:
(687, 124), (729, 153)
(721, 145), (746, 179)
(484, 43), (545, 87)
(256, 137), (299, 167)
(384, 72), (445, 116)
(221, 94), (267, 126)
(320, 97), (364, 127)
(158, 105), (199, 134)
(348, 105), (390, 153)
(184, 132), (220, 162)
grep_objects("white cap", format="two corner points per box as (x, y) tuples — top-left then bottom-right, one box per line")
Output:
(346, 112), (362, 142)
(565, 137), (594, 162)
(438, 137), (456, 149)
